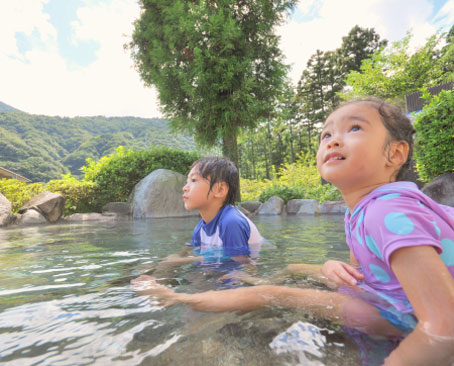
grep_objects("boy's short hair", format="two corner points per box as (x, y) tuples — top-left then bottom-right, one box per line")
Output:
(192, 156), (239, 206)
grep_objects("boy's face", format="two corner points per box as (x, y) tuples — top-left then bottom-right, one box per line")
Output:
(182, 165), (213, 211)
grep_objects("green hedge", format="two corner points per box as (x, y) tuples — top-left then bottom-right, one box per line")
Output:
(82, 146), (199, 210)
(414, 90), (454, 182)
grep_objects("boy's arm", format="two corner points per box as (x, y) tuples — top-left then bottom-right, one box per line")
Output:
(385, 245), (454, 366)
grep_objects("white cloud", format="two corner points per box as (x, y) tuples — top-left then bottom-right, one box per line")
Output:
(278, 0), (444, 84)
(0, 0), (161, 118)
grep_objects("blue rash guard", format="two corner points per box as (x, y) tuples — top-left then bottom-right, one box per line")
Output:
(187, 204), (263, 265)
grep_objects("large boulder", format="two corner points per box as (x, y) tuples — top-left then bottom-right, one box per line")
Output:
(19, 191), (66, 223)
(422, 173), (454, 207)
(0, 193), (12, 227)
(239, 201), (262, 214)
(296, 199), (321, 215)
(16, 209), (48, 226)
(102, 202), (132, 216)
(319, 200), (348, 215)
(257, 196), (284, 215)
(131, 169), (199, 218)
(64, 213), (117, 222)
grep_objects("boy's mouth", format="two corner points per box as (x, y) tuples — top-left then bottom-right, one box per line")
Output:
(324, 152), (345, 163)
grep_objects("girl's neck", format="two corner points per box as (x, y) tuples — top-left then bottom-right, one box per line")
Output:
(341, 181), (394, 212)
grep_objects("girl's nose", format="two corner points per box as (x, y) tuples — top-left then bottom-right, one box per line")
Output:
(327, 134), (342, 148)
(183, 183), (189, 192)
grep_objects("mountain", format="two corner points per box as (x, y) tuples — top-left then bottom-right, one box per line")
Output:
(0, 103), (196, 182)
(0, 101), (22, 113)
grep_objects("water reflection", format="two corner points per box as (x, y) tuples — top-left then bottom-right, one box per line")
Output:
(0, 216), (375, 365)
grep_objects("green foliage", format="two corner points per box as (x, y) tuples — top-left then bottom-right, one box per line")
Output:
(83, 146), (199, 210)
(259, 185), (301, 203)
(343, 31), (454, 107)
(0, 179), (44, 212)
(45, 175), (97, 215)
(128, 0), (297, 165)
(241, 155), (341, 203)
(0, 110), (196, 182)
(414, 90), (454, 182)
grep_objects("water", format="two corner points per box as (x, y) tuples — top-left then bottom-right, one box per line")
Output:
(0, 216), (392, 365)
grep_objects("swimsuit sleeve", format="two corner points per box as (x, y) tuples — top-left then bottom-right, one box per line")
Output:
(364, 196), (443, 267)
(219, 213), (251, 257)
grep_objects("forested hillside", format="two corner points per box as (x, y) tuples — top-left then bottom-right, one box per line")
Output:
(0, 102), (196, 182)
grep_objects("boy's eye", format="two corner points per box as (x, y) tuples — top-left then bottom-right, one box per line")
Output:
(350, 125), (360, 132)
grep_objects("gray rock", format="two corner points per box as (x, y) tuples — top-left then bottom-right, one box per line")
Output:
(239, 201), (262, 214)
(20, 191), (66, 223)
(64, 213), (117, 222)
(16, 209), (47, 225)
(257, 196), (284, 215)
(296, 199), (320, 215)
(237, 205), (252, 217)
(319, 200), (347, 214)
(0, 192), (12, 227)
(286, 199), (306, 215)
(102, 202), (132, 216)
(422, 173), (454, 207)
(131, 169), (199, 218)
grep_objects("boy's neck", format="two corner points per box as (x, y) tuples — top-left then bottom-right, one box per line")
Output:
(199, 202), (226, 224)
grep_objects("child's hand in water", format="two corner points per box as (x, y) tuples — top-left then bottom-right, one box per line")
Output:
(131, 275), (180, 306)
(322, 260), (365, 287)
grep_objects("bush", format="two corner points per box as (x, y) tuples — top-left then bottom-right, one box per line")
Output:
(241, 154), (342, 203)
(45, 175), (97, 215)
(82, 146), (199, 210)
(259, 185), (302, 203)
(0, 179), (44, 212)
(414, 90), (454, 182)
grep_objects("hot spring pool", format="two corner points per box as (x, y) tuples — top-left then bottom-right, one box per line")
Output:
(0, 215), (397, 365)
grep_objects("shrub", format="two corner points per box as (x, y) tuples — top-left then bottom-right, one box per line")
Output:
(82, 146), (199, 210)
(241, 154), (342, 203)
(414, 90), (454, 182)
(0, 179), (44, 212)
(45, 175), (97, 215)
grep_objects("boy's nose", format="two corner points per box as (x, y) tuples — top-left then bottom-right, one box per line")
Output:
(183, 183), (189, 192)
(327, 135), (342, 148)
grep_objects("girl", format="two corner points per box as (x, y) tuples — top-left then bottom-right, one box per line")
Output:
(132, 99), (454, 365)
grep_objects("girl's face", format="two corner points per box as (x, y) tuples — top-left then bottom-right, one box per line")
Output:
(317, 102), (395, 192)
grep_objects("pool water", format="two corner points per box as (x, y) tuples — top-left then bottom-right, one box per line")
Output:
(0, 216), (396, 365)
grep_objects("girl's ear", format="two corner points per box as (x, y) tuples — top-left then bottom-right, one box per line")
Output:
(388, 141), (409, 167)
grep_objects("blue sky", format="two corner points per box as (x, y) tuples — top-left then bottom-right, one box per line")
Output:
(0, 0), (453, 118)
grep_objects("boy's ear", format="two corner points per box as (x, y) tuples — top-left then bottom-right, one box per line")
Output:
(388, 141), (409, 167)
(213, 181), (229, 199)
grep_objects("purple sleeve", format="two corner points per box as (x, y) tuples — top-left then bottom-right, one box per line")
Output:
(365, 196), (443, 267)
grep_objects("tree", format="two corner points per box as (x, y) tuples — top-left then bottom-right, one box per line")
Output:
(343, 31), (454, 106)
(128, 0), (297, 167)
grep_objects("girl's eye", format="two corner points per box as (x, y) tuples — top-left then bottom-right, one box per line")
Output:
(350, 125), (360, 132)
(321, 132), (331, 140)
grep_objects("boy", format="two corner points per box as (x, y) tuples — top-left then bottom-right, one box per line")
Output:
(152, 157), (263, 276)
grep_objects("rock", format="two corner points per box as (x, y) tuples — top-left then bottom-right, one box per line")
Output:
(16, 209), (48, 225)
(131, 169), (199, 218)
(319, 200), (347, 214)
(237, 205), (252, 217)
(0, 193), (12, 227)
(296, 199), (320, 215)
(20, 191), (66, 223)
(64, 213), (117, 222)
(239, 201), (262, 214)
(257, 196), (284, 215)
(286, 199), (306, 215)
(102, 202), (132, 216)
(422, 173), (454, 207)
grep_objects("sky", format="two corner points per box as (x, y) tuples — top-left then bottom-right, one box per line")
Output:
(0, 0), (453, 118)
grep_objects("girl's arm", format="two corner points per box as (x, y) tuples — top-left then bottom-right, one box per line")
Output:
(386, 245), (454, 366)
(321, 250), (364, 287)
